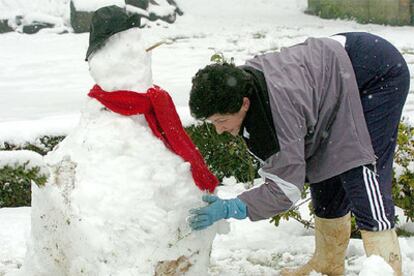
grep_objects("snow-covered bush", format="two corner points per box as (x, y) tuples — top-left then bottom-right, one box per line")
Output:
(0, 150), (48, 208)
(1, 135), (65, 155)
(0, 136), (62, 207)
(0, 165), (46, 207)
(0, 0), (183, 34)
(0, 121), (258, 207)
(0, 0), (69, 33)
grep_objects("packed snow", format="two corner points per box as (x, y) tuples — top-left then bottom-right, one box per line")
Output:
(1, 0), (414, 275)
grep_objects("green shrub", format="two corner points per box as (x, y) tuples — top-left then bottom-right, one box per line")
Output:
(393, 120), (414, 222)
(270, 185), (312, 229)
(0, 163), (47, 207)
(319, 0), (344, 19)
(1, 135), (65, 155)
(185, 122), (258, 186)
(0, 135), (61, 207)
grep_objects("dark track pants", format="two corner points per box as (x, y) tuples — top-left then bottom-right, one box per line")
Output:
(310, 32), (410, 231)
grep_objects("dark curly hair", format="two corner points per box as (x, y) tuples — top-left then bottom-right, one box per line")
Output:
(189, 63), (253, 120)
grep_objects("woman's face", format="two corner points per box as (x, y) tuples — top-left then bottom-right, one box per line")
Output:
(207, 97), (250, 136)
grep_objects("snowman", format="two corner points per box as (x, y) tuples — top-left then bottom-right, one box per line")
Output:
(19, 5), (222, 276)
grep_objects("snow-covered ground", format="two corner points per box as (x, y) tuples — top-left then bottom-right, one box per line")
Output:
(1, 0), (414, 275)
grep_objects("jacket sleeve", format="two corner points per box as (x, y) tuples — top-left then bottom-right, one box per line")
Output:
(237, 139), (306, 221)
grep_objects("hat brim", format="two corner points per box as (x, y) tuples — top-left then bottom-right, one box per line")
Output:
(85, 41), (105, 61)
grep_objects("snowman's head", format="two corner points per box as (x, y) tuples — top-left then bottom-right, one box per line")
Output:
(86, 5), (153, 92)
(88, 28), (153, 92)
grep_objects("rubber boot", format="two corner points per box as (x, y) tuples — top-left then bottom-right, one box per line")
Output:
(281, 213), (351, 276)
(360, 229), (402, 276)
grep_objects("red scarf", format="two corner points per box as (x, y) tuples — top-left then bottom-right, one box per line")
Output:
(88, 84), (218, 193)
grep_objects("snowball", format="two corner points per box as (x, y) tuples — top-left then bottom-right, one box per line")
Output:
(359, 255), (394, 276)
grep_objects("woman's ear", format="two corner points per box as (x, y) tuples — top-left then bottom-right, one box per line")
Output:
(242, 97), (250, 112)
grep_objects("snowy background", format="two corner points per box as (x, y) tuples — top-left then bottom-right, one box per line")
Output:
(1, 0), (414, 275)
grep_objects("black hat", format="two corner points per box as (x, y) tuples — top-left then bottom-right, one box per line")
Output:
(85, 5), (141, 61)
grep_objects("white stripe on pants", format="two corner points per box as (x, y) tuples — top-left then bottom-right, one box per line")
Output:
(362, 166), (392, 231)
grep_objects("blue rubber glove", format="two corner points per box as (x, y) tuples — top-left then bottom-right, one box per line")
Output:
(188, 194), (247, 230)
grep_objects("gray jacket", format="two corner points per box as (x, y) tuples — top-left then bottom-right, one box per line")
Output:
(238, 37), (376, 221)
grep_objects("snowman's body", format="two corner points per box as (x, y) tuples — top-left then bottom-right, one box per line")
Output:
(21, 28), (219, 275)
